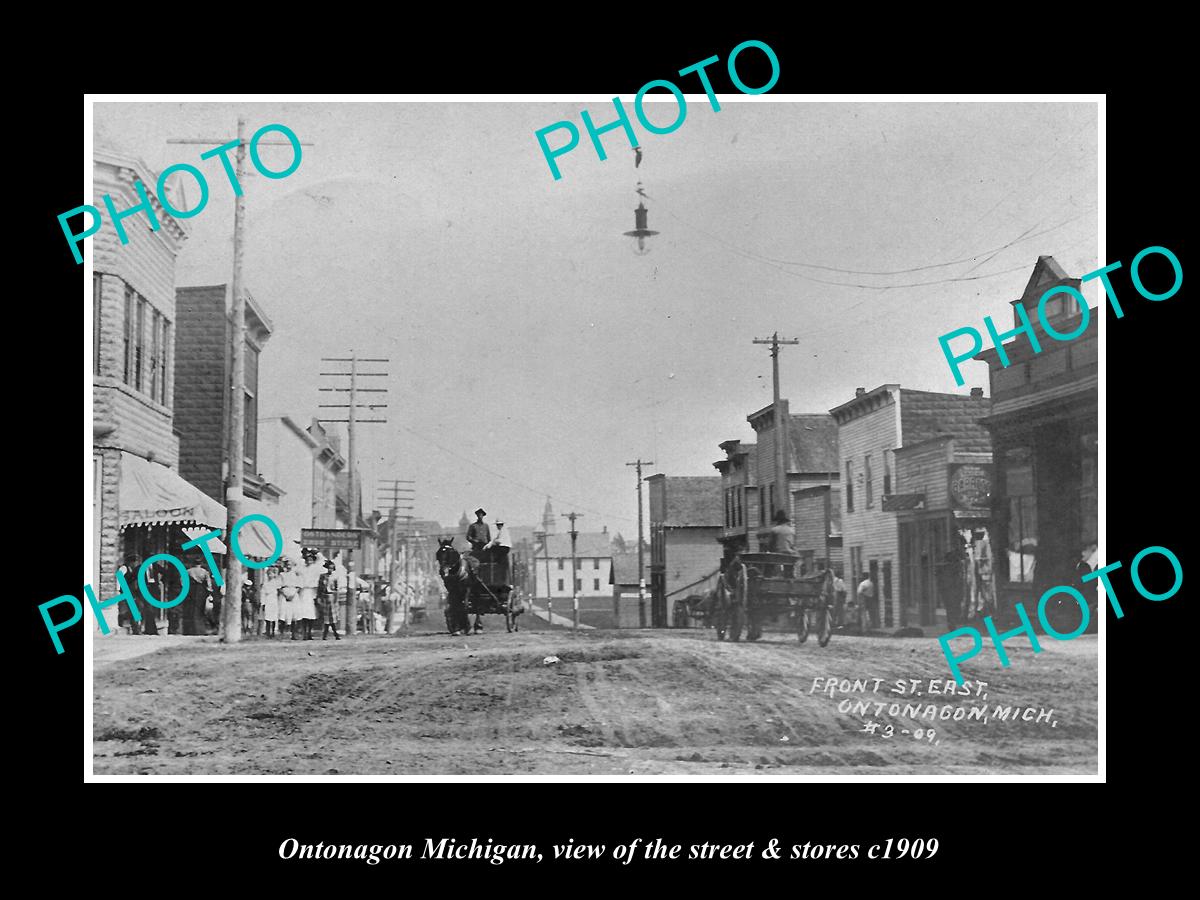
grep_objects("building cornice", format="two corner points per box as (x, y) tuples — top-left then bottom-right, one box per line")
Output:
(95, 153), (190, 247)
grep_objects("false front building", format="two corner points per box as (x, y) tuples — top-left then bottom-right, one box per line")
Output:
(972, 256), (1098, 618)
(831, 385), (991, 629)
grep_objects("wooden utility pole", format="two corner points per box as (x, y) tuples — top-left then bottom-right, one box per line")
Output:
(562, 512), (583, 632)
(318, 354), (389, 635)
(626, 459), (653, 628)
(753, 333), (799, 524)
(167, 120), (312, 644)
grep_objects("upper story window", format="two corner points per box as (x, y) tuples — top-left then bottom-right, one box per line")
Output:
(845, 460), (855, 512)
(865, 453), (874, 508)
(883, 449), (893, 496)
(119, 279), (170, 406)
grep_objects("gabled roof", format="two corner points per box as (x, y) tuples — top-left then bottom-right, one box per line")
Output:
(1021, 255), (1070, 298)
(610, 552), (641, 585)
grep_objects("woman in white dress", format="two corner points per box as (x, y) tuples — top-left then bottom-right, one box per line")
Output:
(279, 558), (301, 639)
(261, 566), (281, 637)
(295, 553), (322, 640)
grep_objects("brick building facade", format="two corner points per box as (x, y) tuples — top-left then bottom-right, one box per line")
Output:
(174, 283), (274, 504)
(92, 148), (224, 633)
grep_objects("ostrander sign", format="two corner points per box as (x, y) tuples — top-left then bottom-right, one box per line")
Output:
(948, 464), (992, 510)
(301, 528), (367, 551)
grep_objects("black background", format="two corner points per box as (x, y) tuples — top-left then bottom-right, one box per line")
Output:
(24, 20), (1187, 883)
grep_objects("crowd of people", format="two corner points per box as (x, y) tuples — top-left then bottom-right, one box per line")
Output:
(246, 549), (352, 640)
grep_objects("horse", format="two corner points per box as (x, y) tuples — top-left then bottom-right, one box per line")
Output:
(439, 538), (507, 634)
(436, 539), (524, 634)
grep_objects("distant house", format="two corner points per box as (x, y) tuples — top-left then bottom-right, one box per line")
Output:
(646, 475), (724, 627)
(533, 531), (613, 600)
(609, 552), (643, 627)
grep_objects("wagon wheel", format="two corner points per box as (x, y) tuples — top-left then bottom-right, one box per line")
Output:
(818, 574), (834, 647)
(729, 562), (748, 642)
(796, 603), (810, 643)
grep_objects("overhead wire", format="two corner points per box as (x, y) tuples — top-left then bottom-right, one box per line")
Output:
(393, 423), (637, 525)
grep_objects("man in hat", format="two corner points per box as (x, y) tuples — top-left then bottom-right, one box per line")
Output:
(768, 508), (797, 577)
(467, 508), (491, 553)
(485, 519), (513, 581)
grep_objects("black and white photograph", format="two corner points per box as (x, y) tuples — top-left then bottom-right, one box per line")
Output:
(83, 95), (1104, 780)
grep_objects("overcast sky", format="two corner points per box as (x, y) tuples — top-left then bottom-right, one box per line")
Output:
(94, 99), (1098, 536)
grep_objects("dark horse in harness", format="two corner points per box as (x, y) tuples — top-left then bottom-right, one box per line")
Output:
(436, 539), (483, 635)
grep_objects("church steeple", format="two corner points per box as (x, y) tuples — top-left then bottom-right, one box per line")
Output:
(542, 496), (556, 534)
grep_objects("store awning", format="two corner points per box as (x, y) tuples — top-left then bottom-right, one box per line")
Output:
(232, 497), (282, 561)
(181, 526), (228, 554)
(118, 453), (227, 530)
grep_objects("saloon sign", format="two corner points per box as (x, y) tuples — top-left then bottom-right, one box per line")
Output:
(948, 464), (992, 510)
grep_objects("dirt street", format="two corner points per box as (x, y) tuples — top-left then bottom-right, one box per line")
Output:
(92, 621), (1097, 776)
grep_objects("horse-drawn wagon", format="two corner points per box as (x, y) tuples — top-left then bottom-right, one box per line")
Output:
(436, 539), (524, 634)
(714, 553), (835, 646)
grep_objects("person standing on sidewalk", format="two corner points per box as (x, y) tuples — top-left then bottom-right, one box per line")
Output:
(118, 556), (139, 634)
(832, 569), (847, 627)
(318, 560), (341, 640)
(185, 553), (214, 636)
(296, 552), (321, 640)
(261, 564), (281, 638)
(279, 558), (301, 639)
(856, 572), (877, 632)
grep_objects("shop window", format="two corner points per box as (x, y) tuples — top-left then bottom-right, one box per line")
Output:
(1004, 448), (1037, 583)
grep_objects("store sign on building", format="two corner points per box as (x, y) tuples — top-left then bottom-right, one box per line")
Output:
(949, 464), (992, 510)
(882, 494), (926, 512)
(300, 528), (366, 551)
